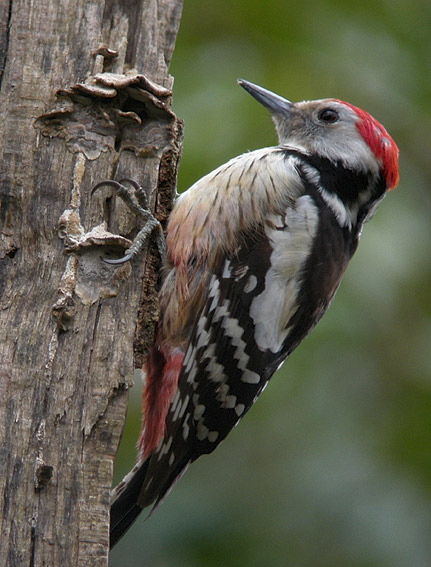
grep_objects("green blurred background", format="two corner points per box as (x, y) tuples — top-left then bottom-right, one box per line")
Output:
(110, 1), (431, 565)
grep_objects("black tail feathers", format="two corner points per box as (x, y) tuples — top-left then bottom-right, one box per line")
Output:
(110, 454), (191, 549)
(110, 458), (151, 549)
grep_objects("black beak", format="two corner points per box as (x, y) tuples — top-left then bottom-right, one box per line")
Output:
(237, 79), (293, 115)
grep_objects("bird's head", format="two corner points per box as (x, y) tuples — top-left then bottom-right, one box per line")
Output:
(238, 79), (399, 190)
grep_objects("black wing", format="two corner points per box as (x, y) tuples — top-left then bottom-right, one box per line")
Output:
(111, 192), (352, 546)
(133, 226), (313, 509)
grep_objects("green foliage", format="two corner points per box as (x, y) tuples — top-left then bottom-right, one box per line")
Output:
(111, 1), (431, 565)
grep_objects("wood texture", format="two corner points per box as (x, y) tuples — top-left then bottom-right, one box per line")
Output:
(0, 1), (183, 565)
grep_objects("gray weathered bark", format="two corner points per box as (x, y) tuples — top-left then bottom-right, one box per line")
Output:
(0, 1), (183, 565)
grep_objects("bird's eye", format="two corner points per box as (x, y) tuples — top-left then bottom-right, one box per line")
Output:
(318, 108), (339, 124)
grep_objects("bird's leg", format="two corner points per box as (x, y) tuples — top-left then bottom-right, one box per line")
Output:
(92, 179), (166, 264)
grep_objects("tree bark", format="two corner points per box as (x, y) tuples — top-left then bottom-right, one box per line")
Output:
(0, 1), (183, 566)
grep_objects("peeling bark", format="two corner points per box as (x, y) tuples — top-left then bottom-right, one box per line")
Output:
(0, 1), (183, 566)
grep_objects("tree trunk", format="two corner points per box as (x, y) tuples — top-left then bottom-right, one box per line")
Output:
(0, 1), (183, 566)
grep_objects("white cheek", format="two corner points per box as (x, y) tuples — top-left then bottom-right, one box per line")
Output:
(313, 129), (379, 178)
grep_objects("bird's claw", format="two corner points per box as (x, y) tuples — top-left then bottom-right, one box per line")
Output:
(91, 179), (166, 265)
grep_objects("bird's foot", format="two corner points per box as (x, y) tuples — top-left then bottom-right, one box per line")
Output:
(91, 178), (166, 264)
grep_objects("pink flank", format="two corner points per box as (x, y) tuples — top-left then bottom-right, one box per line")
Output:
(139, 345), (184, 457)
(337, 101), (399, 190)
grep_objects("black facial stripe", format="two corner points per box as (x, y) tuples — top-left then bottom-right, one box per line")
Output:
(279, 147), (384, 207)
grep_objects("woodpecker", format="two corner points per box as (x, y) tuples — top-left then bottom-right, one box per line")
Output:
(109, 79), (399, 547)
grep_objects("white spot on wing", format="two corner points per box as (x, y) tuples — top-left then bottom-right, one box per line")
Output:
(183, 415), (190, 440)
(224, 395), (237, 409)
(184, 345), (196, 373)
(193, 404), (205, 420)
(208, 275), (220, 312)
(216, 382), (229, 398)
(204, 342), (226, 383)
(195, 315), (210, 350)
(222, 260), (232, 279)
(235, 404), (245, 416)
(250, 195), (319, 353)
(244, 274), (257, 293)
(215, 384), (238, 409)
(207, 431), (219, 443)
(170, 389), (181, 415)
(157, 436), (173, 461)
(172, 394), (189, 422)
(196, 418), (219, 443)
(241, 370), (260, 384)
